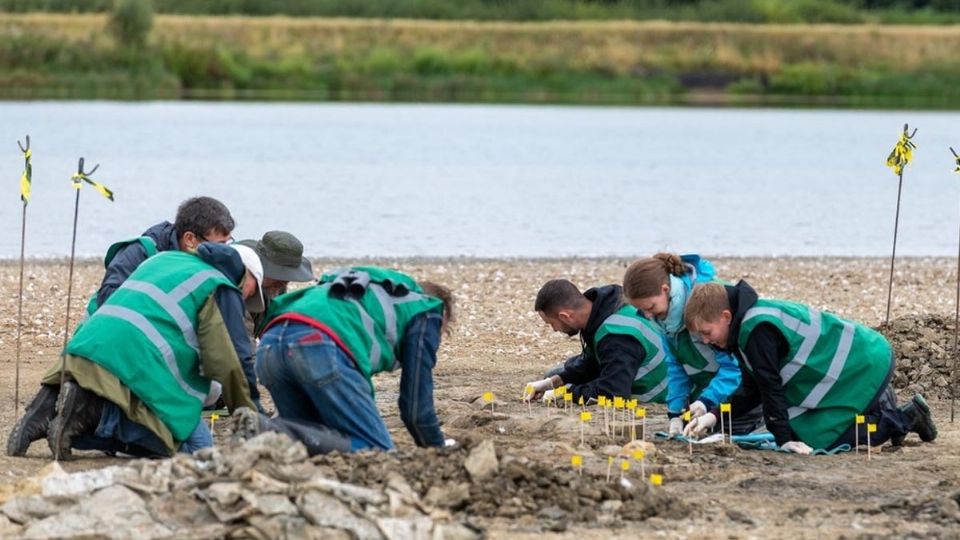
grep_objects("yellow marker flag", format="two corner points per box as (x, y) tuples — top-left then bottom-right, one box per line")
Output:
(682, 410), (692, 422)
(607, 456), (613, 465)
(524, 384), (534, 397)
(867, 423), (877, 433)
(720, 403), (732, 413)
(19, 148), (31, 204)
(650, 474), (663, 486)
(636, 408), (646, 418)
(564, 392), (573, 403)
(580, 411), (592, 422)
(482, 391), (494, 403)
(571, 455), (583, 467)
(598, 396), (607, 407)
(632, 449), (645, 460)
(886, 126), (917, 176)
(71, 172), (115, 201)
(578, 396), (584, 406)
(856, 415), (866, 424)
(209, 412), (220, 429)
(627, 399), (637, 410)
(614, 396), (625, 409)
(620, 460), (630, 471)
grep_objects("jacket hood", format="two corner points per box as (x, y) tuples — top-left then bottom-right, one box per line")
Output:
(725, 279), (759, 350)
(582, 284), (624, 338)
(141, 221), (179, 252)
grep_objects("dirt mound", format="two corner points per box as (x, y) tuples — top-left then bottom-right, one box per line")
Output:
(880, 315), (956, 400)
(311, 435), (686, 531)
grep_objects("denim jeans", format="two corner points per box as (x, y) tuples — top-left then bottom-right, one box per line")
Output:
(72, 402), (212, 457)
(257, 313), (444, 451)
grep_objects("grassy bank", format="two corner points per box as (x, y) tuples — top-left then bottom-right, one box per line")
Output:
(3, 13), (960, 106)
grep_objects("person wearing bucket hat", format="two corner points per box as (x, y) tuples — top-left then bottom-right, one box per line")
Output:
(238, 231), (314, 301)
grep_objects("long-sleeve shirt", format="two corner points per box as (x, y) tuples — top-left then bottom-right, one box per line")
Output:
(733, 322), (796, 446)
(397, 312), (445, 447)
(561, 335), (647, 402)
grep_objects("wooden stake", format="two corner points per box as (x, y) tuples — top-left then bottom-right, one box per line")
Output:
(14, 136), (31, 423)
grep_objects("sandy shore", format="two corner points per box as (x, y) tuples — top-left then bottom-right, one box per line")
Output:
(0, 256), (958, 538)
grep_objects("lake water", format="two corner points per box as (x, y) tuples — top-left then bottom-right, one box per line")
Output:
(0, 102), (957, 259)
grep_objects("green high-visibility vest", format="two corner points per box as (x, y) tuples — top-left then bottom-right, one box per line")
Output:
(85, 236), (159, 316)
(591, 305), (670, 403)
(264, 267), (444, 390)
(737, 299), (892, 449)
(66, 251), (236, 441)
(675, 329), (720, 399)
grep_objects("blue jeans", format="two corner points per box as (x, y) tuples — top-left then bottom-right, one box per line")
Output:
(257, 313), (444, 451)
(73, 402), (212, 457)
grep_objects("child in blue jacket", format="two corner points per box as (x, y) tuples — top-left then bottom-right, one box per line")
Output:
(623, 253), (754, 437)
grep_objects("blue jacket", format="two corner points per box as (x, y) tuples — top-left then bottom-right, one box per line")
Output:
(659, 255), (742, 415)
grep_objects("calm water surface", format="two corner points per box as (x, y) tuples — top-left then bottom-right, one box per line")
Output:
(0, 102), (957, 258)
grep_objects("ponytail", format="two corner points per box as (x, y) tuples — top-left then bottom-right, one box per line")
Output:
(623, 253), (685, 299)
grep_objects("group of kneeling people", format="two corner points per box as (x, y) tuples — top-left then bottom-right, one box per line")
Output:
(5, 196), (938, 459)
(525, 254), (937, 454)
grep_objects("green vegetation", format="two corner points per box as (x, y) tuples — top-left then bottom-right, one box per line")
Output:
(2, 14), (960, 106)
(1, 0), (960, 24)
(109, 0), (154, 48)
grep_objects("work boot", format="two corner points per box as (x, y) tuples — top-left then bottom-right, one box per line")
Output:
(904, 395), (937, 442)
(47, 381), (104, 460)
(6, 385), (58, 457)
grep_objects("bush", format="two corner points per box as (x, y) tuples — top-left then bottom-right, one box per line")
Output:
(109, 0), (154, 49)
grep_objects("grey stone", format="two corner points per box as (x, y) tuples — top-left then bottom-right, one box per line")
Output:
(1, 496), (64, 524)
(255, 494), (298, 516)
(424, 483), (470, 510)
(463, 440), (498, 482)
(297, 490), (384, 540)
(23, 485), (171, 540)
(377, 516), (434, 540)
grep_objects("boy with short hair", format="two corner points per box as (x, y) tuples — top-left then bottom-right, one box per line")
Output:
(683, 280), (936, 454)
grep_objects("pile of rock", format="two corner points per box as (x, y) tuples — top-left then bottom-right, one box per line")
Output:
(0, 432), (479, 539)
(881, 315), (956, 400)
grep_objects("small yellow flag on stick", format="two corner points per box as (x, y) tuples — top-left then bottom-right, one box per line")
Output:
(650, 474), (663, 486)
(886, 124), (917, 177)
(856, 415), (865, 424)
(71, 158), (114, 201)
(18, 136), (31, 204)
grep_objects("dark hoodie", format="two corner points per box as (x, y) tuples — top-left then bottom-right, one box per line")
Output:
(723, 280), (796, 446)
(95, 221), (179, 307)
(558, 284), (648, 402)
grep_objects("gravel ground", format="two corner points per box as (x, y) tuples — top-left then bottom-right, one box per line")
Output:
(0, 256), (958, 538)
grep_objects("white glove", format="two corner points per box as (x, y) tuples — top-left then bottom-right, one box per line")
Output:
(523, 378), (554, 402)
(540, 389), (557, 405)
(688, 400), (708, 418)
(780, 440), (813, 455)
(668, 417), (684, 437)
(682, 412), (717, 439)
(443, 438), (457, 448)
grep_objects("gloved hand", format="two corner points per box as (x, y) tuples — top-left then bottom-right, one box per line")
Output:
(443, 438), (458, 448)
(780, 440), (813, 455)
(689, 400), (708, 418)
(682, 412), (717, 439)
(668, 417), (684, 437)
(523, 378), (554, 402)
(541, 389), (557, 405)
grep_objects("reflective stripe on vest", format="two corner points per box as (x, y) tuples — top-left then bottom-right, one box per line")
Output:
(603, 313), (666, 382)
(742, 306), (821, 384)
(635, 377), (668, 403)
(787, 320), (856, 419)
(683, 339), (719, 377)
(96, 305), (207, 402)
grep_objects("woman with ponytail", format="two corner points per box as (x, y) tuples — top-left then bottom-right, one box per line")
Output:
(623, 253), (748, 438)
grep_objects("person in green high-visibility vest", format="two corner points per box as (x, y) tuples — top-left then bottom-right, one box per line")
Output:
(7, 243), (258, 459)
(523, 279), (671, 405)
(245, 267), (456, 453)
(623, 252), (763, 439)
(684, 281), (937, 454)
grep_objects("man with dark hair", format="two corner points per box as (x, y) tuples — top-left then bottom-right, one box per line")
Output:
(524, 279), (672, 405)
(238, 266), (456, 454)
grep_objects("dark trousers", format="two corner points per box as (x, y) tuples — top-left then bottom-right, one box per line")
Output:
(830, 383), (911, 449)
